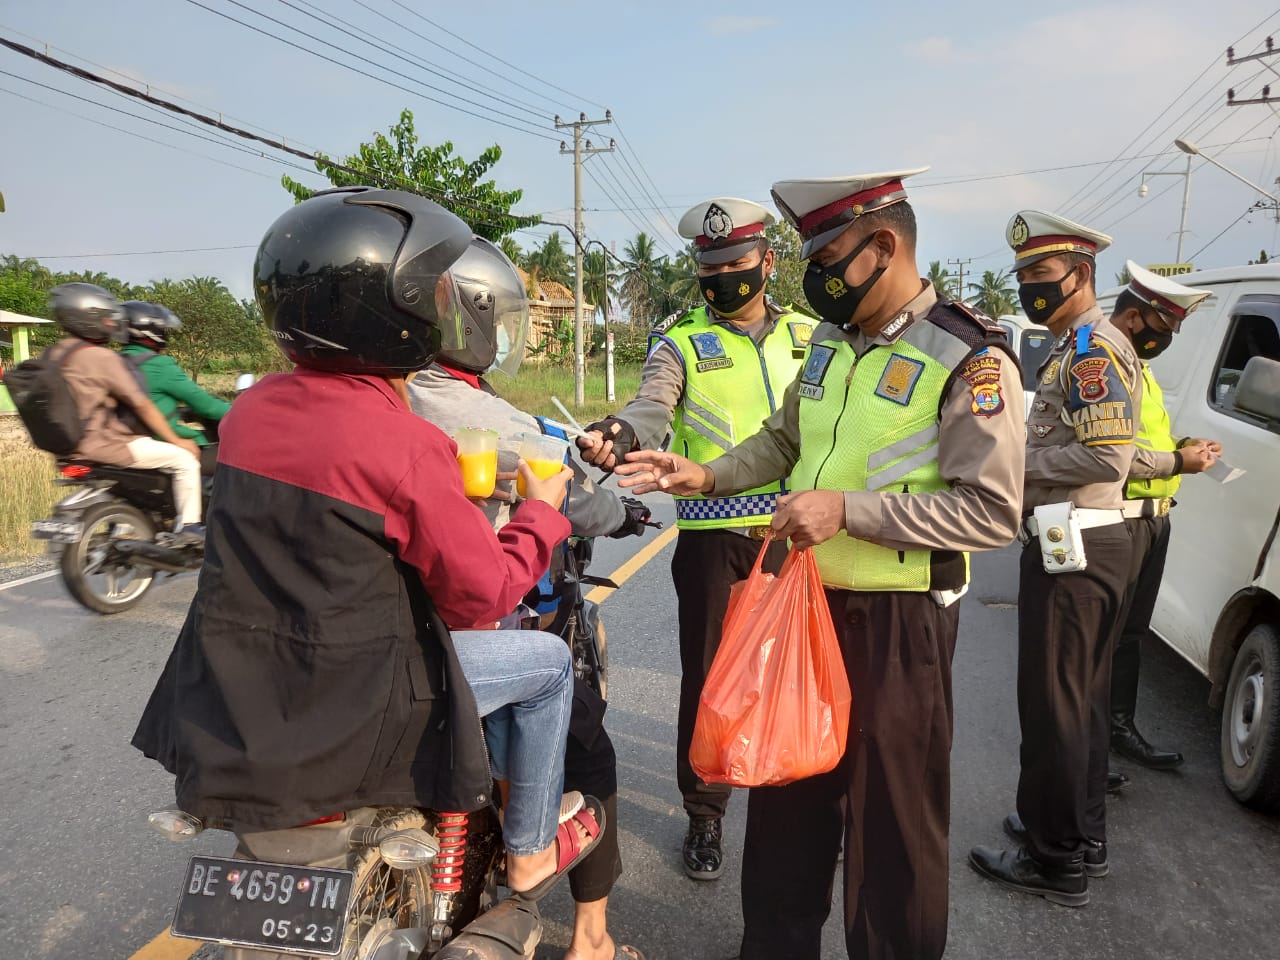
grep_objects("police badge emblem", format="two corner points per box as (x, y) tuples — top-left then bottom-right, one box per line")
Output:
(690, 331), (732, 372)
(703, 203), (733, 241)
(1010, 215), (1030, 248)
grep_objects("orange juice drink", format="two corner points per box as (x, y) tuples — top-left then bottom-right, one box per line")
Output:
(516, 457), (565, 497)
(454, 428), (500, 498)
(515, 433), (571, 498)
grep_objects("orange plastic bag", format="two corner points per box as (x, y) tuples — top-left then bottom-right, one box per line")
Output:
(690, 539), (852, 787)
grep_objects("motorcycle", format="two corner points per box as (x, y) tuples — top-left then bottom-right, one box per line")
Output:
(29, 374), (253, 614)
(151, 802), (542, 960)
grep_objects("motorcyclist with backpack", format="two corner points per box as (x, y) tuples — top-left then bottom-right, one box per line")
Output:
(40, 283), (205, 543)
(120, 300), (229, 473)
(406, 236), (649, 960)
(131, 187), (604, 904)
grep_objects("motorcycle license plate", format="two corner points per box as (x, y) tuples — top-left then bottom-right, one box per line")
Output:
(171, 856), (354, 956)
(30, 519), (82, 543)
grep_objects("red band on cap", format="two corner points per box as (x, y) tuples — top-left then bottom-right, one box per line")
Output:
(1015, 234), (1099, 256)
(1129, 279), (1187, 319)
(695, 222), (766, 247)
(797, 181), (905, 236)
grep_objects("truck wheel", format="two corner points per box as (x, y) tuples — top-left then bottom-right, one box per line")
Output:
(1220, 623), (1280, 812)
(59, 502), (155, 614)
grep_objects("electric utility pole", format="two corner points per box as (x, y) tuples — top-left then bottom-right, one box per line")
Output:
(948, 258), (972, 302)
(556, 111), (614, 407)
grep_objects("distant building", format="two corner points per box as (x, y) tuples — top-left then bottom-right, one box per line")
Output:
(516, 267), (592, 358)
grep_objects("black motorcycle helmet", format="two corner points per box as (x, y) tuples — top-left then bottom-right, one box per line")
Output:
(254, 187), (473, 374)
(49, 282), (127, 343)
(435, 237), (530, 377)
(122, 300), (182, 348)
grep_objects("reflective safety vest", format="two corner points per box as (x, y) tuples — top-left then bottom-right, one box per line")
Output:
(654, 306), (815, 530)
(790, 317), (978, 591)
(1125, 363), (1181, 500)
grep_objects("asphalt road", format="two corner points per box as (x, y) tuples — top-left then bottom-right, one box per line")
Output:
(1, 497), (1277, 960)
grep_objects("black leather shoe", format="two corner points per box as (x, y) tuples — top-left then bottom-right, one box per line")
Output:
(969, 844), (1088, 907)
(683, 816), (723, 880)
(1111, 719), (1184, 769)
(1002, 813), (1108, 878)
(1107, 770), (1130, 794)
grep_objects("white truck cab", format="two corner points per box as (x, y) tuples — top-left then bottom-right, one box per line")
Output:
(1096, 263), (1280, 812)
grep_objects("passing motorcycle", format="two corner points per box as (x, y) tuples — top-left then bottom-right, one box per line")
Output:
(30, 374), (253, 614)
(152, 802), (542, 960)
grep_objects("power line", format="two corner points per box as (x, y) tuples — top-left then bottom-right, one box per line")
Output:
(1187, 206), (1258, 260)
(23, 244), (259, 259)
(178, 0), (559, 141)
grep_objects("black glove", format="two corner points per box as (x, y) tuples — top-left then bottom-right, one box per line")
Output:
(582, 416), (638, 471)
(609, 496), (654, 538)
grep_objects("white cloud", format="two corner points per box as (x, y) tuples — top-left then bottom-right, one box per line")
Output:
(905, 36), (959, 62)
(706, 15), (776, 36)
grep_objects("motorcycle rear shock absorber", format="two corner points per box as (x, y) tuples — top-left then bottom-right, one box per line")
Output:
(429, 811), (469, 943)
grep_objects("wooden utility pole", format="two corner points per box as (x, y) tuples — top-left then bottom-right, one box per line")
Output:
(947, 258), (972, 302)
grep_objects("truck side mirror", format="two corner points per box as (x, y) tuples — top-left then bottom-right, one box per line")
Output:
(1233, 355), (1280, 422)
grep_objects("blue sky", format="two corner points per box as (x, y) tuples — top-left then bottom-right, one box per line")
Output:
(2, 0), (1279, 303)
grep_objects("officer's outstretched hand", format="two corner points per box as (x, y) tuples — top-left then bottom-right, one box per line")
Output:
(1178, 441), (1217, 475)
(772, 491), (846, 551)
(615, 450), (711, 496)
(519, 461), (574, 512)
(576, 417), (637, 473)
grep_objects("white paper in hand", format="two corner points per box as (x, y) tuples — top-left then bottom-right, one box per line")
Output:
(1205, 458), (1246, 484)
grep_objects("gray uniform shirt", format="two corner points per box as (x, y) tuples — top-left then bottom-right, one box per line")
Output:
(705, 283), (1026, 552)
(407, 365), (625, 538)
(1023, 305), (1143, 511)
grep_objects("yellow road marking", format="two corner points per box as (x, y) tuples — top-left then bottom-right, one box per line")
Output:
(585, 523), (679, 604)
(128, 526), (677, 958)
(129, 930), (198, 960)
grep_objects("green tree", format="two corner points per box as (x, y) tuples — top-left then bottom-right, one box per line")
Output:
(968, 269), (1018, 318)
(1115, 265), (1134, 286)
(619, 232), (662, 327)
(498, 235), (523, 266)
(147, 277), (260, 381)
(525, 232), (572, 287)
(579, 248), (616, 323)
(926, 260), (955, 299)
(656, 250), (698, 318)
(765, 223), (810, 314)
(280, 108), (534, 241)
(1, 254), (54, 290)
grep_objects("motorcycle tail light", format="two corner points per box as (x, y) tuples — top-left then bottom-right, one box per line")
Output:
(60, 465), (91, 479)
(148, 809), (205, 841)
(378, 829), (439, 869)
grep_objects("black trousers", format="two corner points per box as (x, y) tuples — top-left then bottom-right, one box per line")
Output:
(740, 590), (960, 960)
(670, 528), (787, 819)
(1110, 515), (1172, 721)
(1016, 525), (1132, 864)
(564, 678), (622, 903)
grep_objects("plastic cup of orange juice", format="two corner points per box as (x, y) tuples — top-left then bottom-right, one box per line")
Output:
(455, 427), (500, 498)
(515, 432), (570, 498)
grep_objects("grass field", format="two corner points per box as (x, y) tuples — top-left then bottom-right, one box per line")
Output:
(0, 361), (643, 562)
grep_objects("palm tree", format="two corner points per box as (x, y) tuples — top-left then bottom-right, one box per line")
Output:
(579, 248), (616, 323)
(658, 251), (700, 317)
(926, 260), (954, 299)
(619, 232), (662, 327)
(1, 255), (54, 289)
(498, 235), (523, 267)
(1115, 265), (1133, 286)
(525, 232), (572, 286)
(967, 269), (1019, 318)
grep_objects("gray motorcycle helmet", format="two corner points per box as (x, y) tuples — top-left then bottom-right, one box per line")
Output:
(435, 237), (530, 377)
(49, 282), (127, 343)
(122, 300), (183, 348)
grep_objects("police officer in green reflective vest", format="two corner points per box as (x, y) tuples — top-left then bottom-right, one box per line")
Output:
(616, 169), (1026, 959)
(576, 198), (815, 882)
(1110, 262), (1219, 770)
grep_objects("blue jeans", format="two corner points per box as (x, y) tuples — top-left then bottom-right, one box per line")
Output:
(453, 629), (572, 856)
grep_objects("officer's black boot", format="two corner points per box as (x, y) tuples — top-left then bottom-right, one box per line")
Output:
(1107, 770), (1130, 794)
(682, 815), (723, 881)
(1111, 639), (1184, 770)
(1002, 813), (1108, 878)
(969, 844), (1089, 907)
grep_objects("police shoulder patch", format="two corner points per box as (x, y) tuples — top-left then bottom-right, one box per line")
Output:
(874, 354), (926, 405)
(1068, 342), (1135, 446)
(958, 349), (1005, 417)
(799, 343), (836, 400)
(689, 331), (726, 360)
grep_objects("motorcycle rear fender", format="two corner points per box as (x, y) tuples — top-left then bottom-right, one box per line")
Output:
(51, 485), (119, 515)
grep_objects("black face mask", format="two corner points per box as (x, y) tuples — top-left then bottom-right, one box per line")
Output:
(802, 232), (883, 327)
(1018, 267), (1080, 326)
(699, 263), (764, 316)
(1132, 314), (1175, 359)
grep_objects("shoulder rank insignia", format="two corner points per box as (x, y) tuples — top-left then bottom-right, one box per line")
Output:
(799, 344), (836, 400)
(874, 354), (926, 405)
(1041, 358), (1062, 385)
(880, 311), (913, 342)
(651, 310), (685, 335)
(946, 299), (1003, 333)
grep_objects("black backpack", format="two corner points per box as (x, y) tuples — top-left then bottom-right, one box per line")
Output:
(5, 340), (93, 455)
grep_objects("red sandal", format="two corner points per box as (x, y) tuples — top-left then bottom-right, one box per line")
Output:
(513, 794), (606, 902)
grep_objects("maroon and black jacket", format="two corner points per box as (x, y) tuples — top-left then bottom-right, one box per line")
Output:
(132, 370), (570, 829)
